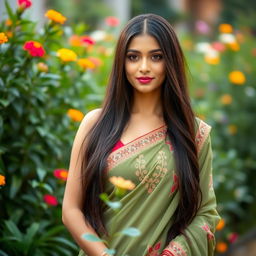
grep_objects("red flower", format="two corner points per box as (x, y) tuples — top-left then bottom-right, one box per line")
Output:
(43, 194), (58, 206)
(228, 232), (238, 243)
(23, 41), (45, 57)
(105, 16), (120, 27)
(18, 0), (32, 9)
(53, 169), (68, 181)
(80, 36), (95, 45)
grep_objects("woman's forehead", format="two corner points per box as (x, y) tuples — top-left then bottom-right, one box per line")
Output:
(127, 34), (161, 51)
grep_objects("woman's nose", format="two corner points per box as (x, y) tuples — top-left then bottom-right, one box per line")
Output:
(139, 57), (150, 73)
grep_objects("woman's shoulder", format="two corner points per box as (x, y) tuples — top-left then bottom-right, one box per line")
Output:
(76, 108), (102, 138)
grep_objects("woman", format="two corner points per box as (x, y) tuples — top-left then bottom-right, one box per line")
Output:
(62, 13), (220, 256)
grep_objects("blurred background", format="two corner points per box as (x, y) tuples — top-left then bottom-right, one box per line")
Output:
(0, 0), (256, 255)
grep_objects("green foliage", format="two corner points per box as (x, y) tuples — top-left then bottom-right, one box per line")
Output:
(0, 1), (115, 255)
(182, 24), (256, 251)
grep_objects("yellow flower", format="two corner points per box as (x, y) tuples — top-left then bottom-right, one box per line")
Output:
(57, 48), (77, 62)
(109, 176), (135, 191)
(77, 58), (96, 70)
(220, 94), (232, 105)
(67, 109), (84, 122)
(228, 41), (240, 51)
(229, 70), (246, 85)
(216, 218), (225, 231)
(0, 175), (6, 186)
(204, 55), (220, 65)
(37, 62), (48, 72)
(45, 9), (67, 24)
(0, 32), (8, 44)
(216, 242), (228, 253)
(228, 125), (237, 135)
(219, 24), (233, 34)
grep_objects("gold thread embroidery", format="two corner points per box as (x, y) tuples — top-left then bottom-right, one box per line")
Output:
(135, 151), (168, 193)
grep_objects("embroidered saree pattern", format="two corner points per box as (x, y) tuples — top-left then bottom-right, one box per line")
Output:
(78, 118), (220, 256)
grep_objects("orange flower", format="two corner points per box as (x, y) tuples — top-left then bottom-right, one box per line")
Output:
(220, 94), (232, 105)
(5, 19), (12, 26)
(77, 58), (96, 70)
(43, 194), (58, 206)
(216, 242), (228, 253)
(105, 16), (120, 27)
(219, 24), (233, 34)
(216, 218), (225, 231)
(87, 57), (102, 67)
(67, 109), (84, 122)
(228, 125), (237, 135)
(23, 41), (45, 57)
(228, 42), (240, 51)
(69, 35), (83, 47)
(53, 169), (68, 181)
(109, 176), (135, 190)
(45, 10), (67, 24)
(6, 31), (13, 38)
(229, 70), (246, 85)
(57, 48), (77, 62)
(37, 62), (48, 72)
(0, 175), (6, 186)
(0, 32), (8, 44)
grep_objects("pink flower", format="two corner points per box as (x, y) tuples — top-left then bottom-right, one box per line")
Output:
(80, 36), (95, 45)
(212, 41), (226, 52)
(105, 16), (120, 27)
(43, 194), (58, 206)
(53, 169), (68, 181)
(18, 0), (32, 9)
(23, 41), (45, 57)
(195, 20), (210, 35)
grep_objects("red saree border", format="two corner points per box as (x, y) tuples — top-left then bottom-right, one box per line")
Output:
(107, 125), (168, 171)
(196, 120), (211, 153)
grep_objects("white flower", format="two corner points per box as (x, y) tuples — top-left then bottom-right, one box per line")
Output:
(195, 42), (212, 53)
(219, 33), (236, 44)
(90, 30), (107, 41)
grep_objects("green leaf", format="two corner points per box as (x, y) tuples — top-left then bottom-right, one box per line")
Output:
(4, 220), (23, 240)
(81, 233), (103, 242)
(23, 223), (40, 251)
(36, 167), (47, 182)
(48, 237), (78, 250)
(10, 176), (22, 199)
(0, 99), (10, 107)
(4, 0), (15, 21)
(0, 250), (9, 256)
(99, 192), (110, 202)
(121, 227), (141, 237)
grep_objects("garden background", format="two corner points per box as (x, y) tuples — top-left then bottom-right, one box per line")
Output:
(0, 0), (256, 255)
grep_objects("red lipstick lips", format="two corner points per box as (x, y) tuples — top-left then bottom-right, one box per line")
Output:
(136, 76), (154, 84)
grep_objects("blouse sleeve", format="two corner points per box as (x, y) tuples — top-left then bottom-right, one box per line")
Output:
(161, 120), (221, 256)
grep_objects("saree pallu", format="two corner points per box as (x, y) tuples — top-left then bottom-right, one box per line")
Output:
(78, 118), (220, 256)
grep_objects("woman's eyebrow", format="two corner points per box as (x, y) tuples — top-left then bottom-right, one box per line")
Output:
(126, 49), (162, 53)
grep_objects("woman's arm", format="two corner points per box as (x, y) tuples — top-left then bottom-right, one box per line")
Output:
(62, 108), (108, 256)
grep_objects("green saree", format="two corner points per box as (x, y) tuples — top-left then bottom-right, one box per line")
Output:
(78, 118), (220, 256)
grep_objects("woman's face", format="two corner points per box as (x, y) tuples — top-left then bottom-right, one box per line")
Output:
(125, 34), (166, 95)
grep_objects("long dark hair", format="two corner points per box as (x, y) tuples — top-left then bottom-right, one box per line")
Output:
(80, 13), (201, 244)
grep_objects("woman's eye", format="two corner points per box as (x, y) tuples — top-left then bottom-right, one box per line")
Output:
(152, 54), (163, 61)
(127, 55), (138, 61)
